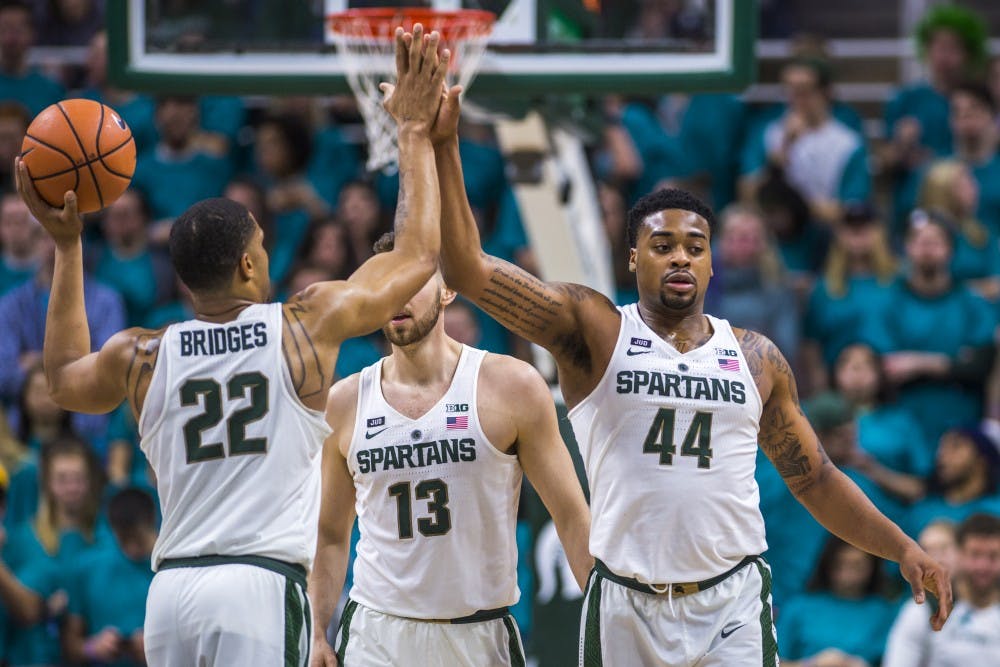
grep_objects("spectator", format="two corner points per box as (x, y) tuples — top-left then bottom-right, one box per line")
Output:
(918, 159), (1000, 299)
(755, 166), (827, 281)
(443, 298), (483, 348)
(5, 363), (73, 527)
(142, 275), (193, 330)
(884, 513), (1000, 667)
(949, 82), (1000, 235)
(778, 536), (898, 667)
(869, 213), (996, 446)
(0, 0), (64, 116)
(281, 262), (333, 302)
(0, 234), (124, 445)
(337, 180), (386, 268)
(917, 519), (961, 576)
(90, 189), (174, 326)
(64, 488), (156, 667)
(37, 0), (103, 46)
(130, 96), (231, 223)
(223, 176), (273, 252)
(296, 218), (357, 282)
(3, 437), (111, 665)
(0, 489), (62, 667)
(741, 58), (870, 227)
(253, 112), (330, 285)
(598, 181), (639, 304)
(908, 428), (1000, 536)
(802, 202), (897, 392)
(713, 203), (798, 360)
(0, 408), (29, 495)
(0, 102), (28, 199)
(833, 343), (932, 479)
(884, 5), (987, 167)
(0, 192), (42, 296)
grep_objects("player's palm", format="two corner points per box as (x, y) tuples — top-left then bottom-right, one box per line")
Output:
(14, 158), (82, 245)
(310, 639), (338, 667)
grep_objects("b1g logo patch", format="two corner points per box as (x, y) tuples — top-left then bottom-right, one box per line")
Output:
(366, 416), (385, 428)
(715, 348), (738, 357)
(446, 403), (469, 413)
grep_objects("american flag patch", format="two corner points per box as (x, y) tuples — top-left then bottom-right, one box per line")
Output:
(718, 358), (740, 372)
(446, 416), (469, 430)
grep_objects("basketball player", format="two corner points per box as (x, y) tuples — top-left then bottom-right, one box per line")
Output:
(431, 98), (953, 664)
(15, 26), (450, 666)
(308, 232), (592, 667)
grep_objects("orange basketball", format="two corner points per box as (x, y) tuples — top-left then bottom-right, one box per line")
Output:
(20, 99), (136, 214)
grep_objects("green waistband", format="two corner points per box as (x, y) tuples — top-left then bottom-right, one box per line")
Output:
(158, 555), (308, 590)
(352, 599), (509, 624)
(594, 556), (760, 596)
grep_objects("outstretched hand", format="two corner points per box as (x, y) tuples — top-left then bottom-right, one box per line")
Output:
(14, 157), (82, 247)
(379, 24), (450, 129)
(430, 83), (464, 145)
(899, 544), (953, 631)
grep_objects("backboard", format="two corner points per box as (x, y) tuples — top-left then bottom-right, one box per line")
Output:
(108, 0), (757, 96)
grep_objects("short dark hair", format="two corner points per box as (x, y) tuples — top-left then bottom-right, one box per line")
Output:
(957, 513), (1000, 546)
(952, 80), (997, 114)
(107, 487), (156, 535)
(169, 198), (257, 293)
(372, 231), (394, 255)
(626, 188), (715, 248)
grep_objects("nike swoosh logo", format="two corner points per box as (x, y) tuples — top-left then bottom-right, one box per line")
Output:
(720, 623), (745, 639)
(364, 427), (388, 440)
(626, 348), (652, 356)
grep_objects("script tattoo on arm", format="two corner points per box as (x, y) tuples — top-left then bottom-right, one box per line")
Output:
(282, 302), (326, 399)
(740, 329), (829, 495)
(477, 258), (616, 373)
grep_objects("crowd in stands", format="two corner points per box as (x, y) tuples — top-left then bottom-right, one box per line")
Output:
(0, 1), (999, 665)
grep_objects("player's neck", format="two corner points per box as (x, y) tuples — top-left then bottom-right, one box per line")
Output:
(191, 294), (258, 323)
(386, 327), (463, 387)
(637, 301), (711, 350)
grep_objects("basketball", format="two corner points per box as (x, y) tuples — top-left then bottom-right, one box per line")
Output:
(19, 98), (136, 214)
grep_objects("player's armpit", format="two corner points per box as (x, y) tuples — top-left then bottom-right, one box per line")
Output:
(48, 328), (157, 415)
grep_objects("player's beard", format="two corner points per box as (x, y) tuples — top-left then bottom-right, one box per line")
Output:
(658, 287), (698, 311)
(383, 298), (442, 347)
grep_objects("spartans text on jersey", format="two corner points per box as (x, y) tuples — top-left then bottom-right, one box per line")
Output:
(357, 438), (477, 474)
(615, 369), (746, 404)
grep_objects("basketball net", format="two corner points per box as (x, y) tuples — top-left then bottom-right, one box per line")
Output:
(328, 9), (495, 173)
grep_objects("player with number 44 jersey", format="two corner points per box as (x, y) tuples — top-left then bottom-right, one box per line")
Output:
(20, 25), (449, 666)
(308, 232), (592, 667)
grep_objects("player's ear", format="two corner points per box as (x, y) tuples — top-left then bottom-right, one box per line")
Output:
(441, 284), (457, 306)
(238, 252), (254, 281)
(628, 247), (637, 273)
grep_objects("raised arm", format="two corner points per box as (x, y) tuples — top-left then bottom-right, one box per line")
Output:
(14, 159), (148, 415)
(308, 377), (360, 667)
(292, 27), (446, 336)
(431, 97), (619, 403)
(738, 329), (952, 630)
(487, 357), (592, 590)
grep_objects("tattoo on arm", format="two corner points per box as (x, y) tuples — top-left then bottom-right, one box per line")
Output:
(476, 258), (616, 372)
(125, 332), (161, 411)
(745, 329), (829, 494)
(282, 302), (325, 399)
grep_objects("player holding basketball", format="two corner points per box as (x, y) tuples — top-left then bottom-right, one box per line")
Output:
(15, 26), (449, 666)
(308, 231), (592, 666)
(433, 99), (953, 664)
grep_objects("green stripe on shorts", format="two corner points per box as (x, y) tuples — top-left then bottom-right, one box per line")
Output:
(582, 572), (603, 667)
(284, 579), (304, 667)
(502, 615), (525, 667)
(336, 599), (360, 665)
(754, 561), (777, 667)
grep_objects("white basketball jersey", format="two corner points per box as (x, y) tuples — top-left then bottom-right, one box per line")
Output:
(348, 346), (522, 619)
(569, 305), (767, 584)
(139, 303), (331, 570)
